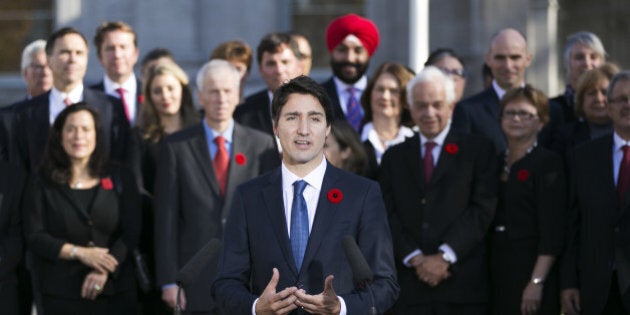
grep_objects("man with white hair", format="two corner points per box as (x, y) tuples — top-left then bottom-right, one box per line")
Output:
(154, 59), (279, 314)
(380, 66), (497, 314)
(20, 39), (53, 99)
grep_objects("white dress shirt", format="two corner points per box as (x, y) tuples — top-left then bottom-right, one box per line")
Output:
(49, 85), (84, 125)
(103, 74), (138, 124)
(613, 132), (630, 186)
(333, 76), (367, 115)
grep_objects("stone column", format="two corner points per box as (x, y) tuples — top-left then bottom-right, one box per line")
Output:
(527, 0), (560, 95)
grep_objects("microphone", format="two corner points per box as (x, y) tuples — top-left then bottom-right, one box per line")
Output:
(174, 238), (222, 315)
(342, 235), (377, 315)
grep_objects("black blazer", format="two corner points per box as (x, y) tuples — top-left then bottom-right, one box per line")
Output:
(0, 162), (26, 284)
(233, 89), (274, 137)
(90, 79), (143, 123)
(452, 87), (506, 153)
(379, 131), (497, 305)
(154, 122), (279, 312)
(320, 77), (353, 121)
(11, 88), (130, 172)
(23, 168), (141, 298)
(212, 164), (399, 314)
(561, 135), (630, 314)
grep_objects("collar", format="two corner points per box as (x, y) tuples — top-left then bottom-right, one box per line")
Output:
(419, 121), (451, 147)
(333, 75), (367, 94)
(281, 156), (327, 193)
(492, 80), (525, 100)
(50, 85), (84, 104)
(203, 119), (235, 143)
(361, 122), (414, 150)
(613, 131), (630, 152)
(103, 73), (137, 95)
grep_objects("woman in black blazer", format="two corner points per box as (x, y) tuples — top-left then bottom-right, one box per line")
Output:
(491, 85), (566, 315)
(24, 103), (140, 314)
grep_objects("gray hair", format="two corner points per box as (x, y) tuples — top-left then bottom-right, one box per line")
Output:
(195, 59), (240, 91)
(406, 65), (456, 105)
(607, 70), (630, 101)
(563, 31), (606, 76)
(21, 39), (46, 71)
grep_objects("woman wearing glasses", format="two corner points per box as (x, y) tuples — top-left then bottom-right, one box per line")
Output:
(490, 85), (566, 315)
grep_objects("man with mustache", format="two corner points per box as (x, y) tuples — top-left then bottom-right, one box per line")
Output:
(321, 14), (380, 131)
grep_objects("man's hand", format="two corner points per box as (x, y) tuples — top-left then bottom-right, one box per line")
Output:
(162, 286), (185, 310)
(418, 254), (450, 287)
(560, 288), (581, 315)
(256, 268), (298, 315)
(294, 275), (341, 315)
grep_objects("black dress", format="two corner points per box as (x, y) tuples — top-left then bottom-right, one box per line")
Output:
(489, 147), (565, 315)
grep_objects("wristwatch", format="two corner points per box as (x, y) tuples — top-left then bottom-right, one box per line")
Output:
(530, 277), (544, 285)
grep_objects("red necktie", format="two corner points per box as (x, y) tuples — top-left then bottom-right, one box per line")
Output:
(424, 141), (436, 184)
(618, 145), (630, 205)
(213, 136), (229, 196)
(116, 87), (131, 122)
(64, 97), (72, 106)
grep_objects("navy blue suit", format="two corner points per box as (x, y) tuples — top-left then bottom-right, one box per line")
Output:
(452, 87), (506, 153)
(212, 163), (399, 314)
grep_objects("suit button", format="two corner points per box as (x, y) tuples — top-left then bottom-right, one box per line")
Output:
(420, 198), (426, 205)
(422, 223), (429, 229)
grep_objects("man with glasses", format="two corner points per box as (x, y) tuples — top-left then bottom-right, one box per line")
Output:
(560, 71), (630, 315)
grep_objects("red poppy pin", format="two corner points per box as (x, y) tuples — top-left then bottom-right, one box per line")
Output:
(138, 94), (144, 105)
(517, 169), (530, 182)
(327, 188), (343, 204)
(445, 143), (459, 154)
(101, 177), (114, 190)
(235, 153), (246, 165)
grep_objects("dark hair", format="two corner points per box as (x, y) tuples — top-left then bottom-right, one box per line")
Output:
(40, 103), (105, 184)
(424, 48), (466, 69)
(271, 75), (333, 126)
(45, 27), (88, 56)
(500, 84), (550, 126)
(140, 48), (174, 69)
(256, 32), (300, 65)
(210, 40), (253, 72)
(329, 120), (368, 176)
(94, 21), (137, 58)
(138, 61), (200, 142)
(360, 62), (415, 127)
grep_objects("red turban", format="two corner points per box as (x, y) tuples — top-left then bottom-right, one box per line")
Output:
(325, 14), (380, 56)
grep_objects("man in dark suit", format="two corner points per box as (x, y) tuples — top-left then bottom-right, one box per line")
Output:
(452, 28), (532, 153)
(90, 21), (142, 125)
(550, 31), (606, 125)
(212, 76), (399, 314)
(11, 27), (129, 172)
(380, 66), (497, 314)
(154, 59), (279, 314)
(0, 162), (26, 315)
(321, 14), (380, 131)
(233, 32), (303, 140)
(560, 71), (630, 315)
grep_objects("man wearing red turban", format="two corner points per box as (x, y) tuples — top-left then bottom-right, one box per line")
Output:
(321, 13), (380, 132)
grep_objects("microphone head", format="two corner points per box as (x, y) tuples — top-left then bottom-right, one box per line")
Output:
(176, 238), (222, 286)
(342, 235), (373, 285)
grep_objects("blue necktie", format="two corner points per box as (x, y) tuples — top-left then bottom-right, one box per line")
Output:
(346, 87), (363, 131)
(290, 180), (309, 271)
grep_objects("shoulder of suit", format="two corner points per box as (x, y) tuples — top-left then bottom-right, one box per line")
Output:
(573, 133), (611, 154)
(89, 81), (105, 91)
(14, 92), (50, 114)
(243, 89), (268, 104)
(162, 123), (203, 144)
(457, 87), (496, 108)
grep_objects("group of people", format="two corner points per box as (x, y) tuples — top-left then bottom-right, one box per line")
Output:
(0, 11), (628, 315)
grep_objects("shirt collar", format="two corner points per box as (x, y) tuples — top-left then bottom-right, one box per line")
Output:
(492, 79), (526, 100)
(282, 156), (327, 193)
(361, 122), (414, 150)
(203, 119), (235, 143)
(613, 131), (630, 152)
(50, 85), (84, 104)
(333, 75), (368, 94)
(103, 73), (137, 95)
(419, 121), (451, 147)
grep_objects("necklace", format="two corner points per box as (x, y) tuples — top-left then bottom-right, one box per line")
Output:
(71, 181), (84, 189)
(503, 141), (537, 175)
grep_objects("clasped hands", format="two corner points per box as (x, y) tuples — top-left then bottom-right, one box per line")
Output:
(410, 253), (450, 287)
(75, 246), (118, 300)
(255, 268), (341, 315)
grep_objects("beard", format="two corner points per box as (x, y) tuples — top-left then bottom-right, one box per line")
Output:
(330, 59), (369, 85)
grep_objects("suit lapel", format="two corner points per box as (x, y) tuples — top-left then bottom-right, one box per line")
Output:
(262, 169), (298, 277)
(431, 131), (458, 185)
(224, 124), (248, 217)
(404, 135), (425, 193)
(300, 165), (341, 277)
(187, 125), (222, 197)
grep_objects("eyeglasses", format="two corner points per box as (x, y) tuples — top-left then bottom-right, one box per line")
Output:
(439, 68), (466, 78)
(610, 95), (630, 105)
(502, 110), (538, 121)
(29, 64), (48, 72)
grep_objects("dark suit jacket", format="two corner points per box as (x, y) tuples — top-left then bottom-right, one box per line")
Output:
(321, 77), (355, 122)
(561, 135), (630, 314)
(212, 163), (399, 314)
(90, 79), (143, 123)
(0, 106), (15, 162)
(379, 131), (497, 305)
(11, 88), (130, 172)
(23, 168), (140, 298)
(452, 87), (506, 153)
(233, 89), (274, 137)
(549, 92), (577, 124)
(154, 122), (279, 312)
(0, 162), (26, 285)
